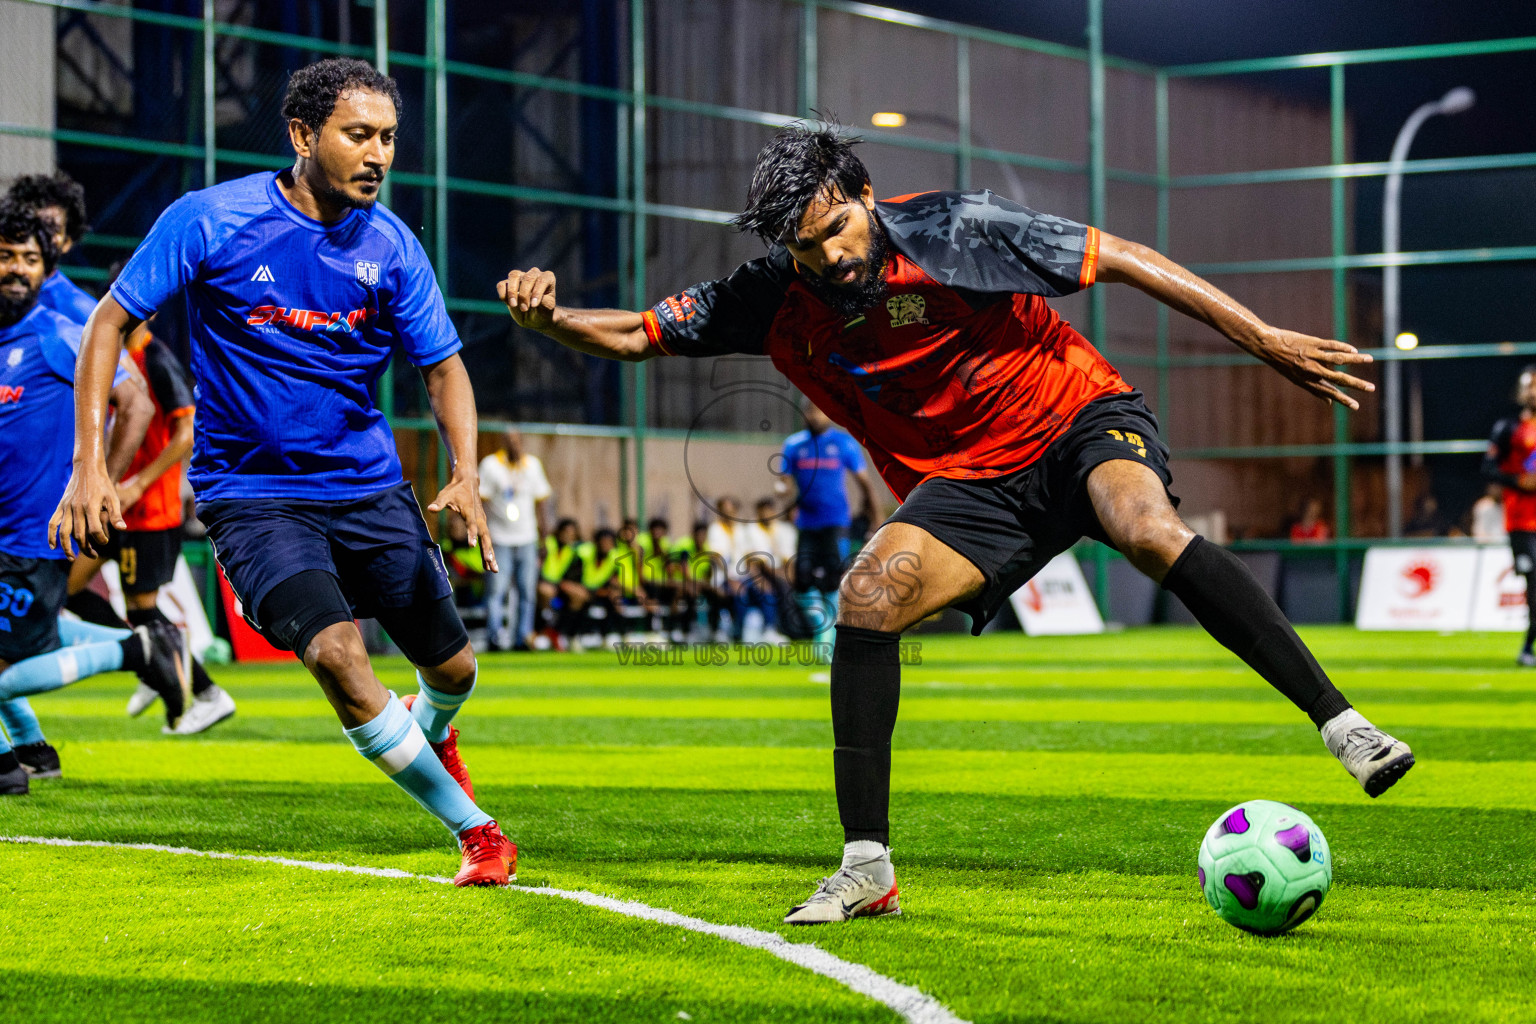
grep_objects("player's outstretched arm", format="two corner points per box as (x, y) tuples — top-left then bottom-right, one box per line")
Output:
(49, 295), (145, 557)
(1095, 233), (1375, 410)
(422, 353), (499, 575)
(499, 267), (654, 362)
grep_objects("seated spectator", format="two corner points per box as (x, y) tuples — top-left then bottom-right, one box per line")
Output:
(1472, 484), (1507, 541)
(1289, 497), (1332, 544)
(1405, 492), (1458, 538)
(537, 518), (586, 649)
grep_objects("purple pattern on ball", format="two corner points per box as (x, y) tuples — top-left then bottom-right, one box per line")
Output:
(1198, 867), (1206, 887)
(1220, 807), (1251, 835)
(1274, 823), (1312, 861)
(1224, 872), (1263, 910)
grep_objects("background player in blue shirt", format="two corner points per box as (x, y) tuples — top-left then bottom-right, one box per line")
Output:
(0, 202), (187, 796)
(51, 58), (516, 886)
(6, 172), (99, 325)
(780, 400), (881, 648)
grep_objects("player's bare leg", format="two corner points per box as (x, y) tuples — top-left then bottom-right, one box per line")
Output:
(785, 523), (982, 924)
(305, 622), (514, 885)
(1087, 459), (1413, 796)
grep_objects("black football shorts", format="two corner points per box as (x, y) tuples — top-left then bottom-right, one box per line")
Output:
(886, 389), (1177, 633)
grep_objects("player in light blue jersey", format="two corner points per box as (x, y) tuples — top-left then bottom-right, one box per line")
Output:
(780, 400), (881, 649)
(6, 173), (98, 325)
(0, 202), (189, 796)
(51, 58), (516, 885)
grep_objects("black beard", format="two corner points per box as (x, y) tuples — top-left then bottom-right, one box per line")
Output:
(317, 174), (380, 211)
(800, 211), (891, 320)
(0, 275), (37, 327)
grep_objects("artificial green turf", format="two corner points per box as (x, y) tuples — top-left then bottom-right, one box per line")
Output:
(2, 627), (1533, 1023)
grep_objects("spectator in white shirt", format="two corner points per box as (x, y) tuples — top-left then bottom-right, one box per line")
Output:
(478, 429), (551, 651)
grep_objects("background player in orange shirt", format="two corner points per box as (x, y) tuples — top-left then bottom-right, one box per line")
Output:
(66, 321), (237, 732)
(499, 123), (1415, 924)
(1482, 365), (1536, 665)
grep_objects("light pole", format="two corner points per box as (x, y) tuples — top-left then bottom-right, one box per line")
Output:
(1383, 86), (1474, 536)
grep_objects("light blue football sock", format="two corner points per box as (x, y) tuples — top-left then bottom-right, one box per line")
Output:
(817, 589), (840, 647)
(409, 670), (475, 743)
(59, 619), (132, 645)
(343, 695), (491, 837)
(0, 699), (46, 746)
(0, 640), (127, 702)
(795, 590), (826, 637)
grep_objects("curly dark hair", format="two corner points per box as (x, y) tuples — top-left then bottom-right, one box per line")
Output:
(734, 122), (871, 244)
(0, 199), (61, 274)
(281, 57), (402, 136)
(7, 171), (88, 243)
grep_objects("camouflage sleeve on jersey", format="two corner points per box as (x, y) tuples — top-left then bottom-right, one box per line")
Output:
(875, 190), (1098, 298)
(641, 250), (795, 358)
(1484, 418), (1519, 487)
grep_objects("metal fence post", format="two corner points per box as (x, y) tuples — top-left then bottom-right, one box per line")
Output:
(1330, 63), (1353, 620)
(630, 0), (648, 523)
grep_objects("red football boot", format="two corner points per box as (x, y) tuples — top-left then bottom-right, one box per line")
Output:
(454, 820), (517, 886)
(402, 693), (476, 800)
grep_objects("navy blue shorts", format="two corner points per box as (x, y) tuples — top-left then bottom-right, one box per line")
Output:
(0, 551), (69, 663)
(198, 482), (460, 656)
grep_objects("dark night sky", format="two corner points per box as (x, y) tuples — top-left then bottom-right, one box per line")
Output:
(897, 0), (1536, 518)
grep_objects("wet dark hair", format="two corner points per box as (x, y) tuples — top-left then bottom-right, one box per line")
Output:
(281, 57), (402, 136)
(0, 200), (61, 274)
(734, 122), (871, 244)
(7, 172), (88, 243)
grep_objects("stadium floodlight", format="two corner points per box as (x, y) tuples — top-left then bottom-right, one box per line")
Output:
(1383, 87), (1475, 537)
(1395, 332), (1419, 351)
(871, 112), (907, 127)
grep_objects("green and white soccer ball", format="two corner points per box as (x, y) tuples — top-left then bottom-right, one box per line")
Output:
(1197, 799), (1332, 936)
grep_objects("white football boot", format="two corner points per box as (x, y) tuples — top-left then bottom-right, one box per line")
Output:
(783, 844), (901, 925)
(126, 682), (160, 717)
(1321, 709), (1414, 797)
(162, 685), (237, 735)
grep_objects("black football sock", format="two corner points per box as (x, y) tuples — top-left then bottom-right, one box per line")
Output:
(118, 633), (149, 674)
(66, 590), (131, 630)
(126, 607), (215, 694)
(831, 624), (902, 845)
(1161, 535), (1352, 728)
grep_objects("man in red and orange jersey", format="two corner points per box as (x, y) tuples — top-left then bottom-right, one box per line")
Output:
(499, 123), (1415, 924)
(67, 322), (237, 732)
(1482, 365), (1536, 665)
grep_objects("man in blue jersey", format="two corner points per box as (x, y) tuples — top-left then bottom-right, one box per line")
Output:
(6, 172), (98, 325)
(50, 58), (516, 885)
(0, 202), (187, 796)
(781, 400), (880, 648)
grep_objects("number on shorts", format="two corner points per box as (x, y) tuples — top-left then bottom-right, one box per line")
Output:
(1105, 429), (1148, 458)
(0, 582), (35, 617)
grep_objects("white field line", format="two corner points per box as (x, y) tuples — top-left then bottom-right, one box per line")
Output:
(2, 834), (967, 1024)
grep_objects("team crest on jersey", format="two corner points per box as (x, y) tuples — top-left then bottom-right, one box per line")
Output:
(6, 346), (20, 368)
(886, 293), (929, 328)
(355, 261), (380, 287)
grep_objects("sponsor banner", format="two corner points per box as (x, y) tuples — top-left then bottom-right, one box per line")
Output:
(1470, 544), (1529, 632)
(1356, 547), (1478, 631)
(1009, 552), (1104, 635)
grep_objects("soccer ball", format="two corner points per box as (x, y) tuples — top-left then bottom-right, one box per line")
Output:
(1197, 799), (1332, 936)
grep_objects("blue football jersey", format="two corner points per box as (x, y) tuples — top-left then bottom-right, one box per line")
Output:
(0, 303), (125, 559)
(110, 171), (462, 501)
(782, 427), (866, 530)
(38, 269), (100, 325)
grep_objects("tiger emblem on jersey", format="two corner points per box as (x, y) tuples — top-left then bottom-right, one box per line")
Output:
(886, 293), (930, 328)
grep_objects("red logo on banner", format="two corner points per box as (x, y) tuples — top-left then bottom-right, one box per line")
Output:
(1400, 560), (1439, 599)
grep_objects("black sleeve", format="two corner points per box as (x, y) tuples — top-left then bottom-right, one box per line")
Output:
(876, 190), (1098, 298)
(642, 252), (793, 358)
(143, 338), (196, 415)
(1484, 418), (1519, 486)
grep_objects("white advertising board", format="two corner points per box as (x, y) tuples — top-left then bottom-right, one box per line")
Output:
(1355, 547), (1478, 631)
(1009, 552), (1105, 635)
(1470, 544), (1528, 632)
